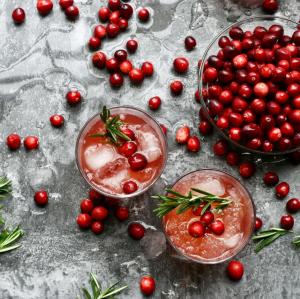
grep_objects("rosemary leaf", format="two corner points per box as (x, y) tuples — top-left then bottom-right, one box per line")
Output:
(0, 226), (23, 253)
(292, 236), (300, 247)
(0, 177), (12, 200)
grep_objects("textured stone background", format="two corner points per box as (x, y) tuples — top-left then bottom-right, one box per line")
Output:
(1, 0), (300, 298)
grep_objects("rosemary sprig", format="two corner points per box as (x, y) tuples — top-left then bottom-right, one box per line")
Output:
(0, 226), (24, 253)
(79, 273), (127, 299)
(292, 236), (300, 247)
(152, 188), (232, 218)
(0, 177), (12, 200)
(252, 227), (291, 253)
(89, 106), (131, 144)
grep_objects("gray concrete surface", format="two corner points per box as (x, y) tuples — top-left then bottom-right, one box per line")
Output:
(1, 0), (300, 298)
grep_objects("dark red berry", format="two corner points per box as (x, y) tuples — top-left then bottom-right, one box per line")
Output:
(129, 69), (144, 84)
(34, 190), (48, 206)
(24, 136), (39, 150)
(120, 4), (133, 19)
(148, 96), (161, 110)
(92, 51), (107, 69)
(91, 206), (108, 221)
(226, 151), (240, 166)
(65, 5), (79, 20)
(59, 0), (73, 10)
(280, 214), (294, 230)
(275, 182), (290, 198)
(123, 180), (138, 194)
(286, 198), (300, 213)
(91, 221), (104, 234)
(187, 136), (201, 152)
(6, 134), (21, 150)
(119, 60), (133, 74)
(98, 7), (110, 22)
(227, 260), (244, 281)
(170, 80), (183, 95)
(173, 57), (189, 74)
(12, 8), (25, 24)
(128, 222), (145, 240)
(89, 189), (103, 203)
(198, 121), (213, 136)
(66, 90), (81, 105)
(140, 276), (155, 296)
(128, 153), (147, 171)
(262, 0), (279, 14)
(138, 8), (150, 22)
(141, 62), (154, 76)
(37, 0), (53, 16)
(263, 171), (279, 186)
(106, 23), (120, 38)
(110, 73), (124, 87)
(213, 140), (229, 156)
(88, 37), (101, 50)
(176, 126), (190, 144)
(239, 161), (256, 178)
(185, 36), (197, 51)
(108, 0), (121, 11)
(118, 141), (137, 157)
(80, 199), (94, 214)
(77, 213), (92, 229)
(115, 206), (129, 221)
(255, 217), (263, 231)
(120, 127), (135, 140)
(210, 220), (225, 235)
(126, 39), (138, 53)
(200, 211), (214, 225)
(50, 114), (64, 127)
(188, 221), (205, 238)
(114, 49), (128, 62)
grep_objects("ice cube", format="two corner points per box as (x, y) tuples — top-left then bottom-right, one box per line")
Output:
(140, 230), (167, 259)
(99, 169), (130, 193)
(192, 177), (225, 196)
(223, 233), (242, 249)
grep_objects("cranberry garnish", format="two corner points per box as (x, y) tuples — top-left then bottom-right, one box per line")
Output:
(140, 276), (155, 296)
(128, 153), (148, 171)
(129, 69), (144, 84)
(118, 141), (137, 157)
(262, 0), (279, 14)
(185, 36), (197, 51)
(187, 136), (201, 152)
(24, 136), (39, 150)
(6, 134), (21, 150)
(50, 114), (64, 127)
(213, 139), (229, 156)
(255, 217), (263, 231)
(106, 23), (120, 38)
(115, 206), (129, 221)
(120, 4), (133, 19)
(210, 220), (225, 235)
(108, 0), (121, 11)
(227, 260), (244, 281)
(138, 8), (150, 22)
(88, 37), (101, 50)
(106, 58), (119, 73)
(188, 221), (205, 238)
(226, 151), (240, 166)
(239, 161), (256, 178)
(123, 181), (138, 194)
(65, 5), (79, 19)
(170, 80), (183, 95)
(120, 126), (135, 140)
(91, 221), (104, 234)
(148, 96), (161, 110)
(173, 57), (189, 74)
(280, 214), (294, 230)
(110, 73), (124, 87)
(192, 203), (208, 216)
(198, 121), (213, 136)
(286, 198), (300, 213)
(141, 62), (154, 77)
(176, 126), (190, 144)
(59, 0), (73, 10)
(80, 199), (94, 214)
(34, 190), (48, 206)
(91, 206), (108, 221)
(275, 182), (290, 198)
(94, 25), (107, 39)
(128, 222), (145, 240)
(263, 171), (279, 186)
(98, 7), (110, 22)
(66, 90), (81, 105)
(92, 51), (107, 69)
(37, 0), (53, 16)
(200, 211), (214, 225)
(12, 8), (25, 24)
(77, 213), (92, 229)
(126, 39), (138, 53)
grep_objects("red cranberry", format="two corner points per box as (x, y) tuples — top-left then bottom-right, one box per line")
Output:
(188, 221), (205, 238)
(128, 153), (147, 171)
(289, 110), (300, 124)
(263, 171), (279, 186)
(49, 114), (64, 127)
(119, 60), (133, 74)
(198, 121), (213, 135)
(292, 30), (300, 45)
(66, 90), (81, 105)
(176, 126), (190, 144)
(106, 58), (119, 72)
(268, 127), (282, 142)
(255, 217), (263, 231)
(77, 213), (92, 229)
(200, 211), (214, 225)
(187, 136), (201, 152)
(148, 96), (161, 110)
(262, 140), (274, 152)
(254, 82), (269, 98)
(89, 189), (103, 203)
(242, 123), (261, 140)
(126, 39), (138, 53)
(65, 5), (79, 20)
(108, 0), (121, 11)
(233, 54), (248, 69)
(109, 11), (120, 24)
(98, 7), (110, 22)
(170, 80), (183, 95)
(173, 57), (189, 74)
(229, 26), (244, 40)
(276, 182), (290, 198)
(138, 8), (150, 22)
(88, 37), (101, 50)
(218, 69), (234, 83)
(92, 51), (107, 69)
(118, 141), (137, 157)
(213, 140), (229, 156)
(91, 206), (108, 221)
(273, 67), (287, 82)
(204, 67), (218, 82)
(275, 91), (289, 105)
(267, 101), (281, 115)
(232, 97), (248, 112)
(280, 214), (294, 230)
(226, 151), (240, 166)
(262, 0), (279, 14)
(37, 0), (53, 16)
(115, 206), (129, 221)
(123, 181), (138, 194)
(59, 0), (73, 9)
(239, 161), (256, 178)
(260, 115), (275, 131)
(227, 260), (244, 281)
(281, 122), (294, 137)
(94, 25), (106, 39)
(140, 276), (155, 296)
(6, 134), (21, 150)
(120, 4), (133, 19)
(12, 8), (25, 24)
(288, 83), (300, 97)
(219, 90), (233, 105)
(24, 136), (39, 150)
(34, 190), (48, 206)
(120, 126), (135, 140)
(106, 23), (120, 38)
(114, 49), (128, 62)
(218, 36), (231, 48)
(129, 69), (144, 84)
(91, 221), (104, 234)
(118, 18), (128, 32)
(185, 36), (197, 50)
(80, 199), (94, 214)
(110, 73), (123, 87)
(229, 128), (242, 141)
(251, 99), (266, 114)
(216, 116), (229, 129)
(210, 220), (225, 235)
(141, 62), (154, 76)
(128, 222), (145, 240)
(286, 198), (300, 213)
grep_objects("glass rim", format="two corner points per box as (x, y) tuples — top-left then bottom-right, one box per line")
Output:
(198, 16), (300, 157)
(75, 105), (168, 199)
(161, 168), (256, 264)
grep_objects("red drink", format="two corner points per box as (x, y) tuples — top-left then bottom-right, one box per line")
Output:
(163, 169), (255, 264)
(76, 106), (167, 198)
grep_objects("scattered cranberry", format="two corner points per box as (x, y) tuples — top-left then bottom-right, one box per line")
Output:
(34, 190), (48, 206)
(262, 0), (279, 14)
(108, 0), (121, 11)
(36, 0), (53, 16)
(128, 153), (148, 171)
(94, 25), (107, 40)
(187, 136), (201, 152)
(140, 276), (155, 296)
(120, 4), (133, 19)
(129, 69), (144, 84)
(50, 114), (64, 127)
(106, 23), (120, 38)
(188, 221), (205, 238)
(210, 220), (225, 235)
(109, 11), (120, 24)
(92, 51), (107, 69)
(227, 260), (244, 281)
(89, 189), (103, 203)
(114, 206), (129, 221)
(88, 37), (101, 50)
(120, 60), (133, 74)
(110, 73), (124, 87)
(128, 222), (145, 240)
(80, 199), (94, 214)
(263, 171), (279, 186)
(173, 57), (189, 74)
(138, 8), (150, 22)
(77, 213), (92, 229)
(91, 206), (108, 221)
(66, 90), (81, 105)
(123, 180), (138, 194)
(239, 161), (256, 178)
(106, 58), (119, 72)
(286, 198), (300, 213)
(114, 49), (128, 62)
(91, 221), (104, 234)
(200, 211), (214, 225)
(65, 5), (79, 20)
(12, 8), (25, 24)
(98, 7), (110, 22)
(275, 182), (290, 198)
(59, 0), (74, 10)
(185, 36), (197, 51)
(141, 62), (154, 76)
(255, 217), (263, 231)
(199, 121), (213, 136)
(175, 126), (190, 144)
(24, 136), (39, 150)
(118, 141), (137, 157)
(148, 96), (161, 110)
(213, 140), (229, 156)
(280, 214), (294, 230)
(6, 134), (21, 150)
(170, 80), (183, 95)
(226, 151), (240, 166)
(126, 39), (138, 53)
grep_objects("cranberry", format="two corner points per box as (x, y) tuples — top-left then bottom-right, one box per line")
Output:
(187, 136), (201, 152)
(242, 123), (261, 140)
(160, 124), (167, 135)
(209, 100), (223, 116)
(115, 206), (129, 221)
(106, 58), (119, 72)
(49, 114), (64, 128)
(148, 96), (161, 110)
(204, 67), (218, 82)
(123, 180), (138, 194)
(34, 190), (48, 206)
(88, 37), (101, 50)
(210, 220), (225, 235)
(251, 99), (266, 114)
(173, 57), (189, 74)
(80, 199), (94, 214)
(126, 39), (138, 53)
(91, 221), (104, 234)
(218, 69), (234, 83)
(176, 126), (190, 144)
(141, 62), (154, 76)
(198, 121), (213, 135)
(185, 36), (197, 50)
(98, 7), (110, 22)
(263, 171), (279, 186)
(268, 127), (282, 142)
(6, 134), (21, 150)
(188, 221), (205, 238)
(233, 54), (248, 69)
(232, 97), (248, 112)
(255, 217), (263, 231)
(219, 90), (233, 105)
(288, 83), (300, 97)
(275, 182), (290, 198)
(229, 128), (242, 142)
(114, 49), (128, 62)
(280, 214), (294, 230)
(227, 260), (244, 281)
(58, 0), (73, 10)
(65, 5), (79, 20)
(118, 141), (137, 157)
(200, 211), (214, 225)
(170, 80), (183, 95)
(91, 206), (108, 221)
(239, 161), (255, 178)
(262, 140), (274, 152)
(110, 73), (124, 87)
(24, 136), (39, 150)
(226, 151), (240, 166)
(289, 110), (300, 124)
(37, 0), (53, 16)
(109, 10), (120, 24)
(262, 0), (279, 14)
(108, 0), (121, 11)
(129, 69), (144, 84)
(140, 276), (155, 296)
(94, 25), (106, 39)
(218, 36), (231, 48)
(260, 115), (275, 130)
(92, 51), (107, 69)
(286, 198), (300, 213)
(66, 90), (81, 105)
(292, 31), (300, 45)
(119, 60), (133, 74)
(138, 8), (150, 22)
(128, 222), (145, 240)
(120, 126), (135, 140)
(77, 213), (92, 229)
(106, 23), (120, 38)
(12, 8), (25, 24)
(120, 4), (133, 19)
(128, 153), (147, 171)
(216, 116), (229, 129)
(89, 189), (103, 204)
(213, 140), (229, 156)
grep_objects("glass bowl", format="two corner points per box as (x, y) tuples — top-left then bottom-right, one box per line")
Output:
(162, 169), (256, 264)
(198, 16), (300, 157)
(75, 106), (168, 199)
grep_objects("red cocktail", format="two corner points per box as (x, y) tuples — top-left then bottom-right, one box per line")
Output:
(162, 169), (255, 264)
(76, 106), (167, 198)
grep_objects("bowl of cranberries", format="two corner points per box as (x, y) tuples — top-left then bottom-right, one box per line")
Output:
(199, 16), (300, 156)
